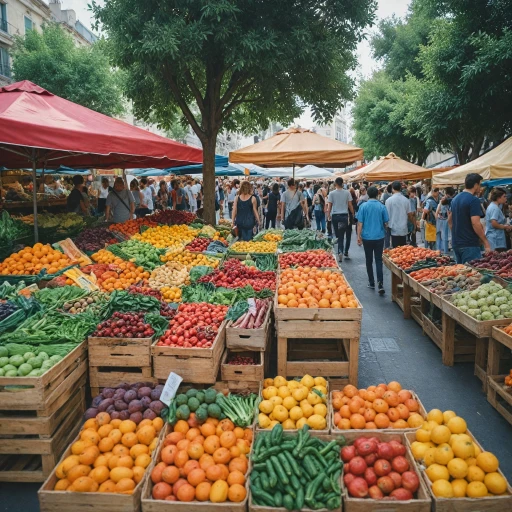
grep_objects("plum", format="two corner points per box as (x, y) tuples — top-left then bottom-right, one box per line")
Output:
(143, 409), (157, 420)
(128, 399), (143, 413)
(97, 398), (114, 412)
(102, 388), (115, 399)
(138, 386), (152, 399)
(130, 411), (143, 424)
(92, 396), (103, 407)
(123, 390), (137, 404)
(118, 382), (131, 390)
(106, 404), (115, 414)
(118, 410), (130, 420)
(110, 410), (120, 420)
(131, 382), (144, 390)
(149, 401), (165, 414)
(115, 400), (128, 411)
(113, 388), (126, 399)
(140, 396), (152, 409)
(84, 408), (98, 420)
(150, 388), (162, 401)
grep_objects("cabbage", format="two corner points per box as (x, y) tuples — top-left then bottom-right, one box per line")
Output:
(468, 299), (479, 309)
(505, 311), (512, 318)
(477, 314), (482, 321)
(490, 305), (500, 314)
(478, 290), (489, 299)
(459, 305), (469, 313)
(499, 303), (510, 312)
(467, 309), (480, 318)
(496, 314), (505, 319)
(480, 305), (490, 312)
(495, 297), (507, 306)
(486, 295), (496, 305)
(497, 289), (509, 297)
(470, 290), (480, 300)
(481, 311), (494, 321)
(477, 298), (487, 308)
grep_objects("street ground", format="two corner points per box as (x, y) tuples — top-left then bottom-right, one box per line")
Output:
(1, 234), (511, 510)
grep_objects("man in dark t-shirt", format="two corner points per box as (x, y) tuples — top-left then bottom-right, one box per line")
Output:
(449, 173), (490, 263)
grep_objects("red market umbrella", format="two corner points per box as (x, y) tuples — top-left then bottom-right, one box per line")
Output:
(0, 80), (203, 240)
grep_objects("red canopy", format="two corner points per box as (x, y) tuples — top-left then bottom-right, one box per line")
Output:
(0, 80), (202, 169)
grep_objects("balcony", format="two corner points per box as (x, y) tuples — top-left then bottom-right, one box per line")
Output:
(0, 19), (19, 42)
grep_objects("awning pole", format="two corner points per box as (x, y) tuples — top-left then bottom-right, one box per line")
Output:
(31, 150), (39, 243)
(293, 163), (295, 180)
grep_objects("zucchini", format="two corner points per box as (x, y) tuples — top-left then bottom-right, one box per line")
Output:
(283, 494), (295, 511)
(260, 471), (270, 491)
(250, 483), (275, 506)
(266, 458), (277, 488)
(277, 452), (293, 476)
(270, 455), (289, 485)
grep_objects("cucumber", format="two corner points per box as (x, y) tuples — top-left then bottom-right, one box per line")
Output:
(283, 494), (295, 511)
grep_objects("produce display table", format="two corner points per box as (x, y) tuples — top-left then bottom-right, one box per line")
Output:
(383, 256), (409, 315)
(487, 326), (512, 426)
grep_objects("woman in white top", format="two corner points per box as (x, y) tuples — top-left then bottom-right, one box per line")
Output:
(139, 178), (154, 214)
(97, 178), (111, 214)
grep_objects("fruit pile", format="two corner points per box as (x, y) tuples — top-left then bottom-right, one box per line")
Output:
(150, 417), (252, 503)
(279, 250), (337, 269)
(262, 232), (282, 242)
(149, 262), (190, 289)
(109, 218), (158, 238)
(505, 369), (512, 387)
(0, 243), (73, 276)
(157, 303), (228, 348)
(160, 286), (182, 303)
(74, 227), (118, 253)
(385, 246), (443, 270)
(230, 241), (278, 254)
(411, 409), (508, 498)
(186, 237), (213, 252)
(332, 382), (423, 430)
(0, 349), (62, 377)
(127, 285), (162, 300)
(343, 436), (420, 501)
(108, 239), (164, 270)
(91, 249), (124, 265)
(132, 225), (198, 249)
(199, 259), (276, 292)
(258, 375), (328, 430)
(150, 209), (196, 225)
(52, 413), (162, 493)
(160, 248), (220, 269)
(278, 268), (358, 308)
(85, 383), (165, 423)
(96, 262), (150, 292)
(409, 265), (471, 283)
(227, 354), (257, 365)
(92, 312), (155, 339)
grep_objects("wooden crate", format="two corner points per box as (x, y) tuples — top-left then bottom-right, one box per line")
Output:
(221, 349), (264, 383)
(141, 423), (249, 512)
(88, 336), (153, 367)
(342, 431), (431, 512)
(152, 322), (226, 383)
(330, 390), (427, 434)
(226, 306), (272, 351)
(0, 386), (84, 482)
(404, 430), (512, 512)
(213, 379), (261, 394)
(90, 366), (156, 397)
(487, 375), (512, 426)
(0, 341), (87, 413)
(411, 304), (423, 327)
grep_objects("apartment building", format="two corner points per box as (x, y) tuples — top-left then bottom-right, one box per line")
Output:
(0, 0), (97, 84)
(314, 107), (349, 143)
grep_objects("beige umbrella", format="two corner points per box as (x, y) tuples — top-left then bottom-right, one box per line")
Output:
(360, 153), (433, 182)
(229, 128), (363, 176)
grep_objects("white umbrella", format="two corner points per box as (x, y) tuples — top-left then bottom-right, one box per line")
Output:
(295, 165), (334, 179)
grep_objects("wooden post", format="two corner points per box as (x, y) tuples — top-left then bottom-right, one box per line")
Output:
(403, 280), (412, 319)
(391, 273), (398, 303)
(486, 337), (502, 405)
(475, 337), (489, 392)
(442, 310), (456, 366)
(349, 338), (359, 386)
(277, 336), (287, 376)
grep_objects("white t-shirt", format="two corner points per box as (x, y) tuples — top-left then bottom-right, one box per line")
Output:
(192, 184), (201, 197)
(385, 193), (412, 236)
(99, 186), (110, 199)
(141, 187), (154, 210)
(186, 185), (197, 208)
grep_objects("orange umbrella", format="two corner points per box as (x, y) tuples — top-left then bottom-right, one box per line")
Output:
(358, 153), (431, 181)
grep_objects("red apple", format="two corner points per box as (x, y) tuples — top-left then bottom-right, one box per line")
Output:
(377, 475), (395, 495)
(341, 445), (357, 463)
(374, 459), (392, 477)
(364, 467), (378, 487)
(391, 456), (409, 474)
(389, 471), (402, 489)
(349, 456), (367, 476)
(353, 437), (369, 451)
(348, 477), (369, 498)
(364, 453), (377, 467)
(389, 440), (406, 457)
(401, 471), (420, 493)
(390, 488), (413, 501)
(357, 439), (378, 457)
(377, 442), (394, 461)
(344, 473), (356, 487)
(368, 485), (384, 499)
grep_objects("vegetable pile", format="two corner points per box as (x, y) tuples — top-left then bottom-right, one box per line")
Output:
(409, 264), (473, 283)
(92, 312), (155, 339)
(108, 239), (164, 271)
(386, 246), (445, 270)
(279, 249), (337, 269)
(150, 209), (196, 225)
(109, 217), (158, 237)
(0, 346), (62, 377)
(74, 227), (117, 253)
(278, 229), (333, 253)
(186, 237), (213, 252)
(230, 298), (270, 329)
(230, 240), (278, 254)
(427, 273), (482, 296)
(132, 224), (198, 249)
(0, 301), (18, 322)
(149, 262), (190, 289)
(250, 425), (342, 510)
(160, 248), (220, 269)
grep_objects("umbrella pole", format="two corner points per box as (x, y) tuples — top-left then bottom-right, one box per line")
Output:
(293, 163), (295, 180)
(31, 150), (39, 243)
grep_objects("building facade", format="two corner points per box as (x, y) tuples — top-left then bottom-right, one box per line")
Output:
(0, 0), (97, 85)
(313, 107), (349, 143)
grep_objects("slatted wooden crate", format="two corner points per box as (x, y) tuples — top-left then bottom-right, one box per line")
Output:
(221, 349), (265, 383)
(152, 322), (226, 383)
(226, 305), (272, 351)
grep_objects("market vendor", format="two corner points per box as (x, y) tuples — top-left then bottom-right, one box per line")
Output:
(66, 175), (89, 216)
(105, 177), (135, 223)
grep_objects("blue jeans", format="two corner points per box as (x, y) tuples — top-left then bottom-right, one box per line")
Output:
(362, 238), (384, 285)
(240, 228), (254, 241)
(453, 246), (482, 264)
(314, 209), (326, 232)
(436, 218), (450, 254)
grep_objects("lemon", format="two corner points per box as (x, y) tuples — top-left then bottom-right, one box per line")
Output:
(307, 392), (322, 405)
(434, 445), (454, 465)
(313, 403), (327, 417)
(484, 472), (507, 495)
(273, 376), (288, 388)
(426, 464), (450, 482)
(262, 386), (278, 400)
(307, 414), (326, 430)
(466, 481), (487, 498)
(300, 402), (314, 418)
(473, 444), (482, 457)
(451, 478), (468, 497)
(407, 413), (425, 428)
(296, 417), (308, 429)
(431, 425), (451, 445)
(314, 377), (327, 387)
(292, 388), (307, 402)
(411, 441), (430, 460)
(476, 452), (499, 473)
(258, 413), (271, 428)
(300, 374), (315, 388)
(269, 396), (283, 407)
(289, 406), (304, 421)
(287, 380), (300, 390)
(263, 378), (274, 388)
(422, 420), (439, 432)
(313, 385), (328, 396)
(424, 448), (436, 467)
(283, 396), (297, 410)
(447, 458), (468, 479)
(427, 409), (444, 425)
(277, 386), (291, 399)
(259, 400), (274, 415)
(466, 457), (477, 467)
(272, 405), (289, 423)
(269, 420), (280, 429)
(452, 439), (475, 460)
(447, 416), (467, 434)
(443, 410), (457, 424)
(432, 479), (454, 498)
(467, 465), (485, 482)
(416, 429), (431, 443)
(281, 419), (296, 430)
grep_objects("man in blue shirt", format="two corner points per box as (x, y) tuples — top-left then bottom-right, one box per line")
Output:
(357, 186), (389, 295)
(449, 173), (490, 263)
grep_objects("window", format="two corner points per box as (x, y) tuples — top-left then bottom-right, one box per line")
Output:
(0, 3), (6, 33)
(325, 130), (331, 136)
(24, 16), (33, 32)
(0, 46), (10, 77)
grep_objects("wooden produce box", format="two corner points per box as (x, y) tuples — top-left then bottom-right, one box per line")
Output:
(141, 423), (249, 512)
(152, 322), (226, 383)
(341, 431), (431, 512)
(0, 341), (87, 413)
(404, 430), (512, 512)
(88, 336), (155, 396)
(213, 379), (261, 394)
(0, 386), (85, 483)
(226, 305), (272, 351)
(221, 349), (264, 383)
(330, 390), (427, 434)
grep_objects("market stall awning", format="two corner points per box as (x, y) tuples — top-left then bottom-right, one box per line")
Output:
(165, 155), (229, 175)
(357, 153), (431, 182)
(295, 165), (334, 179)
(433, 137), (512, 186)
(342, 166), (368, 181)
(0, 81), (203, 169)
(229, 127), (363, 168)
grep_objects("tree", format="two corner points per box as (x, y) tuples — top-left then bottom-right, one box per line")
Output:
(11, 23), (124, 117)
(353, 72), (431, 165)
(92, 0), (376, 224)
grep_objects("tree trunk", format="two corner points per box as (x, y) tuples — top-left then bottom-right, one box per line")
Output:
(201, 138), (217, 225)
(470, 136), (484, 161)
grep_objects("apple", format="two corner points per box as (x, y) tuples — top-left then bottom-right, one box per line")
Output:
(389, 440), (406, 457)
(401, 471), (420, 493)
(374, 459), (392, 477)
(377, 442), (394, 461)
(357, 439), (378, 457)
(389, 471), (402, 489)
(390, 488), (413, 501)
(349, 456), (367, 476)
(364, 467), (378, 487)
(341, 445), (357, 463)
(391, 456), (409, 474)
(368, 485), (384, 499)
(348, 477), (369, 498)
(364, 453), (377, 467)
(377, 475), (395, 495)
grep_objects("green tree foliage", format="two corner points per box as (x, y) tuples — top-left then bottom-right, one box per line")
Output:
(11, 23), (124, 117)
(92, 0), (376, 224)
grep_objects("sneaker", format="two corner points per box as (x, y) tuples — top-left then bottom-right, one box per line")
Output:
(337, 253), (343, 263)
(344, 253), (350, 259)
(378, 282), (385, 295)
(368, 283), (375, 289)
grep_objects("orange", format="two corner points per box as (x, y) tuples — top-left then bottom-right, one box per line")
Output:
(93, 454), (110, 468)
(228, 483), (247, 503)
(220, 431), (237, 449)
(373, 399), (389, 413)
(188, 443), (204, 460)
(200, 423), (216, 437)
(119, 420), (137, 434)
(133, 466), (145, 484)
(177, 482), (196, 502)
(210, 480), (229, 503)
(108, 429), (122, 444)
(67, 464), (91, 483)
(78, 445), (100, 466)
(89, 466), (110, 484)
(83, 418), (99, 431)
(374, 413), (390, 429)
(134, 454), (151, 468)
(195, 481), (212, 501)
(228, 470), (246, 486)
(54, 479), (70, 491)
(115, 478), (136, 493)
(476, 452), (499, 473)
(205, 464), (224, 481)
(71, 440), (93, 455)
(98, 436), (115, 453)
(130, 444), (149, 459)
(229, 457), (248, 474)
(174, 450), (190, 468)
(177, 439), (191, 451)
(204, 435), (220, 455)
(98, 424), (114, 439)
(112, 444), (130, 457)
(70, 476), (98, 493)
(96, 412), (111, 426)
(80, 428), (100, 445)
(110, 467), (134, 483)
(484, 472), (507, 495)
(350, 414), (366, 429)
(122, 432), (138, 448)
(137, 425), (156, 446)
(187, 468), (206, 487)
(185, 427), (201, 442)
(117, 455), (134, 469)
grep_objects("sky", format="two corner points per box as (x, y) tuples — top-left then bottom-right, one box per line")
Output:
(58, 0), (411, 131)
